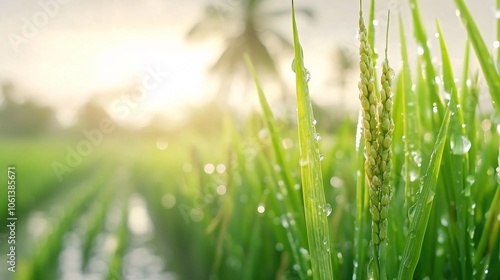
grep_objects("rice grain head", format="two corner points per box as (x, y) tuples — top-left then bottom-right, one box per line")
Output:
(357, 8), (382, 245)
(376, 58), (394, 243)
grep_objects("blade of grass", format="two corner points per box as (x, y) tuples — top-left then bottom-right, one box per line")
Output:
(291, 1), (333, 278)
(454, 0), (500, 114)
(399, 13), (421, 211)
(244, 54), (304, 223)
(245, 56), (311, 278)
(436, 20), (473, 279)
(460, 41), (479, 171)
(398, 108), (451, 279)
(367, 0), (375, 53)
(409, 0), (443, 122)
(474, 184), (500, 273)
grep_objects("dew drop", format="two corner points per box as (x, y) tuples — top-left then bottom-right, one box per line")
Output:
(305, 69), (311, 82)
(281, 218), (289, 228)
(257, 204), (265, 213)
(312, 119), (317, 126)
(463, 185), (471, 197)
(411, 151), (422, 165)
(161, 194), (176, 209)
(300, 247), (310, 259)
(417, 46), (425, 56)
(275, 243), (284, 251)
(204, 163), (215, 174)
(216, 185), (227, 195)
(450, 134), (471, 155)
(330, 176), (344, 188)
(314, 132), (321, 141)
(427, 189), (435, 204)
(325, 203), (332, 216)
(444, 91), (451, 101)
(469, 204), (476, 215)
(319, 154), (325, 161)
(410, 170), (419, 182)
(437, 228), (446, 244)
(216, 164), (226, 174)
(282, 138), (293, 149)
(408, 204), (417, 224)
(409, 230), (417, 239)
(299, 158), (309, 167)
(467, 226), (475, 239)
(291, 59), (296, 73)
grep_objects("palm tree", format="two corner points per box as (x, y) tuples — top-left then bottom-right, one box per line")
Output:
(186, 0), (313, 104)
(333, 44), (356, 106)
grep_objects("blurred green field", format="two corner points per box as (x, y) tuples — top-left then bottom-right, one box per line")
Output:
(0, 114), (358, 280)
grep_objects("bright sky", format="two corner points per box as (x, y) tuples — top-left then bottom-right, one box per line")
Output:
(0, 0), (497, 126)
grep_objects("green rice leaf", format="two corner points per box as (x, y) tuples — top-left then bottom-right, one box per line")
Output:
(409, 0), (443, 123)
(474, 184), (500, 273)
(397, 109), (451, 279)
(291, 1), (333, 278)
(244, 54), (304, 223)
(399, 14), (421, 211)
(245, 54), (311, 278)
(436, 20), (473, 279)
(454, 0), (500, 114)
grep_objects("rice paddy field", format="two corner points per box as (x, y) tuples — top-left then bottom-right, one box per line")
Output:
(1, 0), (500, 279)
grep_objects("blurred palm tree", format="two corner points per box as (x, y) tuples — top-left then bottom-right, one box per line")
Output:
(186, 0), (313, 103)
(334, 45), (356, 94)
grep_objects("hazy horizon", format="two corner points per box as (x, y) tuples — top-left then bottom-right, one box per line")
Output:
(0, 0), (497, 127)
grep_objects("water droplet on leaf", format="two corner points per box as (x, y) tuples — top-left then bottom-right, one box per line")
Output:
(450, 134), (471, 155)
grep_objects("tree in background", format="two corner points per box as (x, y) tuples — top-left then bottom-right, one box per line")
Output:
(186, 0), (313, 104)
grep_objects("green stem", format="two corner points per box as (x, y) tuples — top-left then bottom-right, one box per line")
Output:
(474, 176), (500, 266)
